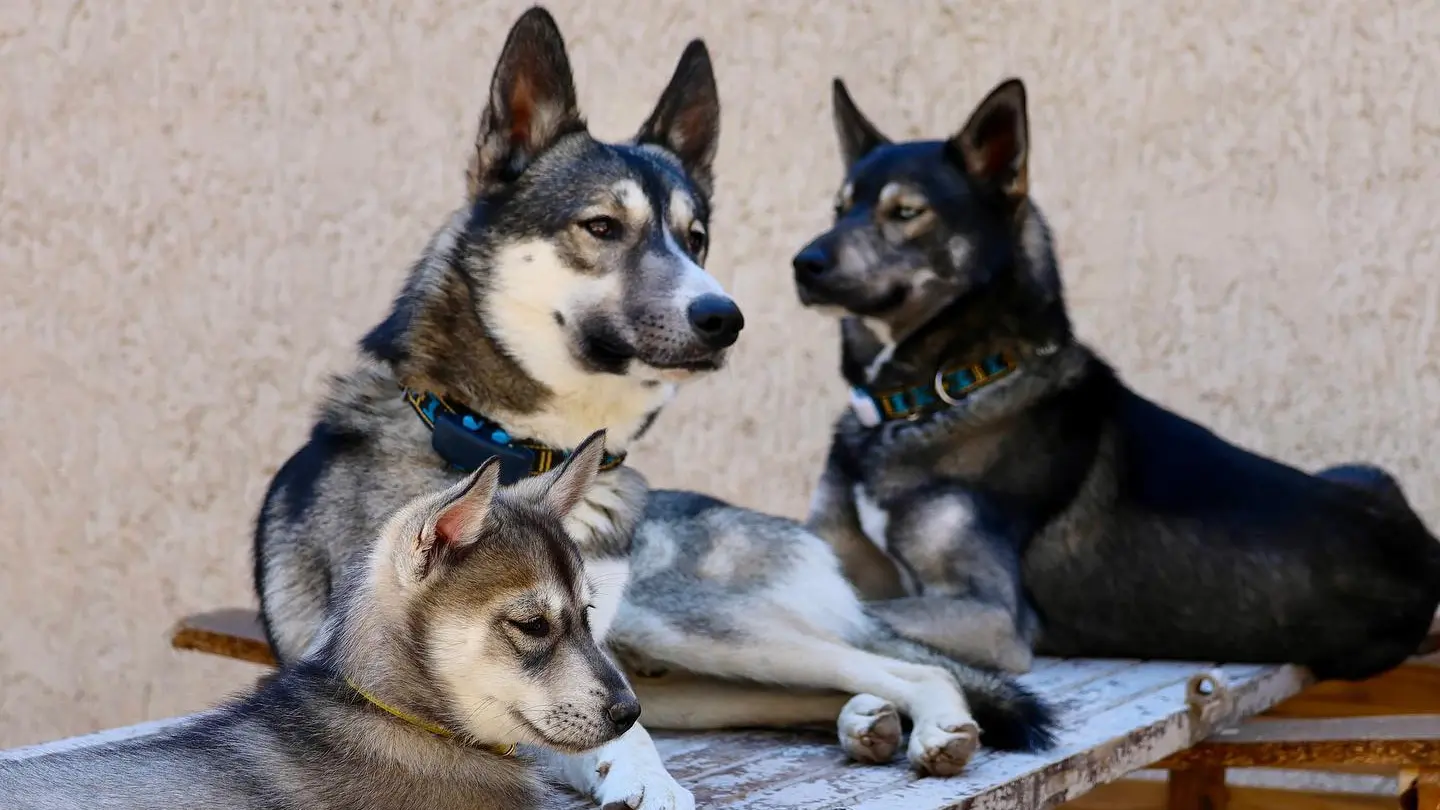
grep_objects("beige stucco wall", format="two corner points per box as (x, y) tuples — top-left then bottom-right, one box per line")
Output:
(2, 0), (1437, 747)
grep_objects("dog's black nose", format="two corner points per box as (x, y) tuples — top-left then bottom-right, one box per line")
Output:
(792, 246), (830, 280)
(687, 294), (745, 349)
(606, 697), (641, 734)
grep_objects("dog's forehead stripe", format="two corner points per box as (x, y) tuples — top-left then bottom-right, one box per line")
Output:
(668, 189), (697, 229)
(617, 145), (710, 221)
(610, 179), (652, 224)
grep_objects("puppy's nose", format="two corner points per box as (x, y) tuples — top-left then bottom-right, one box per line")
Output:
(792, 246), (831, 280)
(606, 697), (641, 735)
(686, 294), (745, 349)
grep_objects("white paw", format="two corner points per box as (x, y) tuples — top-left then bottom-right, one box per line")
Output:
(594, 759), (695, 810)
(907, 717), (981, 777)
(837, 694), (901, 764)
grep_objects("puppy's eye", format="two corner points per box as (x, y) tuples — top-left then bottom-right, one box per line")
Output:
(892, 204), (927, 222)
(508, 617), (551, 637)
(686, 226), (708, 256)
(581, 216), (623, 241)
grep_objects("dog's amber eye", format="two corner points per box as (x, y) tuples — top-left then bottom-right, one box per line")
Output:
(581, 216), (622, 240)
(686, 227), (707, 256)
(509, 617), (551, 637)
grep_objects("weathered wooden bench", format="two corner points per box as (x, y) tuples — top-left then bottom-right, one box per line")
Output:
(163, 609), (1440, 809)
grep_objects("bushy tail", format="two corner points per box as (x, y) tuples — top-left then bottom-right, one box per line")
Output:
(857, 625), (1058, 752)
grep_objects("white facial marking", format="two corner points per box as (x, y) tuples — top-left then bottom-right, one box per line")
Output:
(668, 188), (696, 228)
(879, 182), (904, 206)
(946, 236), (973, 271)
(656, 187), (724, 309)
(836, 182), (854, 212)
(611, 179), (652, 226)
(431, 610), (546, 745)
(483, 240), (672, 451)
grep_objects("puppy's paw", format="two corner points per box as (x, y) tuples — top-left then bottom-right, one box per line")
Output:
(837, 693), (901, 764)
(908, 719), (981, 777)
(594, 759), (694, 810)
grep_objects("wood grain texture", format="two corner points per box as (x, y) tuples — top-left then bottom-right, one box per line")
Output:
(1064, 779), (1395, 810)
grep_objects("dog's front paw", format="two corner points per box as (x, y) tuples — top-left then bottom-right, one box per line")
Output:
(594, 760), (694, 810)
(837, 694), (901, 764)
(908, 719), (981, 777)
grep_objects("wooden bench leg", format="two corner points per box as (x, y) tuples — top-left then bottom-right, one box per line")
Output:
(1166, 766), (1228, 810)
(1401, 768), (1439, 810)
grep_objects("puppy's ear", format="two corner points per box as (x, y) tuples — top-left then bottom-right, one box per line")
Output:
(468, 7), (587, 197)
(949, 78), (1029, 201)
(541, 430), (608, 518)
(832, 78), (891, 168)
(636, 40), (721, 198)
(413, 457), (502, 580)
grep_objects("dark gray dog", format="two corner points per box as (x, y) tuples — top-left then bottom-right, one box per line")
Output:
(792, 76), (1440, 682)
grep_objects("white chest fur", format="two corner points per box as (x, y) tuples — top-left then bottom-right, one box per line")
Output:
(563, 472), (639, 641)
(852, 484), (891, 551)
(852, 484), (920, 596)
(580, 557), (631, 642)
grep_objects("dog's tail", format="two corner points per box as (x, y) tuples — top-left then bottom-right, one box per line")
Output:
(856, 626), (1058, 752)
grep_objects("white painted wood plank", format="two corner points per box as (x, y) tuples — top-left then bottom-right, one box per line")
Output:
(830, 664), (1306, 810)
(1046, 660), (1217, 715)
(714, 663), (1295, 809)
(1015, 658), (1141, 693)
(702, 661), (1237, 809)
(0, 715), (195, 762)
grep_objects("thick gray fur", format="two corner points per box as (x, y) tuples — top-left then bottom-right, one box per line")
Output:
(2, 438), (637, 810)
(252, 7), (1055, 795)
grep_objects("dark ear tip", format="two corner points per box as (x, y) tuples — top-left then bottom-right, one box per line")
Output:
(509, 5), (565, 45)
(681, 39), (712, 62)
(832, 77), (851, 99)
(516, 5), (559, 28)
(995, 77), (1027, 104)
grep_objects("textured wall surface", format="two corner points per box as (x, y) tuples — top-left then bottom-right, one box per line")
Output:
(2, 0), (1438, 746)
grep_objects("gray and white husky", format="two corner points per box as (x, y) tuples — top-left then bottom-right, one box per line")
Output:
(2, 433), (647, 810)
(252, 6), (1055, 798)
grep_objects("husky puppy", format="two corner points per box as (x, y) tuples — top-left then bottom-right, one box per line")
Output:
(2, 434), (646, 810)
(791, 76), (1440, 681)
(252, 6), (1055, 787)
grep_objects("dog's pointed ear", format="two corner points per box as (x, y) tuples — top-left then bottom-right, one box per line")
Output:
(468, 7), (586, 197)
(636, 40), (721, 197)
(414, 457), (502, 579)
(541, 430), (608, 518)
(949, 78), (1029, 201)
(832, 78), (891, 167)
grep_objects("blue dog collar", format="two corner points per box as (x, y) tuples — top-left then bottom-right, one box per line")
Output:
(402, 388), (626, 483)
(850, 351), (1018, 427)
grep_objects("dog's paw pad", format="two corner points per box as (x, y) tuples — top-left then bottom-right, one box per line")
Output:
(909, 720), (981, 777)
(837, 694), (902, 764)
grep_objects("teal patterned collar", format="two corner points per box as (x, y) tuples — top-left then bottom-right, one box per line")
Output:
(849, 350), (1027, 427)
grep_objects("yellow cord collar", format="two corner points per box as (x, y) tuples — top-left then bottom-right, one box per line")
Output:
(345, 676), (516, 757)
